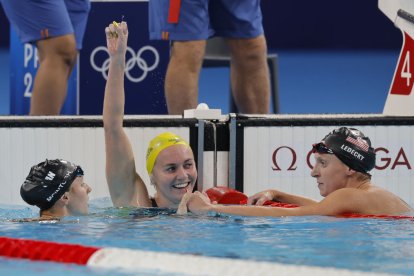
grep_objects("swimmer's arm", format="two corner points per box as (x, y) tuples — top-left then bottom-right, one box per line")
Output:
(200, 202), (341, 217)
(103, 22), (152, 207)
(176, 190), (193, 215)
(278, 193), (318, 206)
(248, 189), (317, 206)
(103, 21), (127, 134)
(189, 190), (361, 217)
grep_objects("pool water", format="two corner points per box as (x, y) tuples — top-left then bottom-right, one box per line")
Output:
(1, 198), (414, 275)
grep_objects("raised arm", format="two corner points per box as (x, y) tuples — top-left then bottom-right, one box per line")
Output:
(103, 22), (151, 207)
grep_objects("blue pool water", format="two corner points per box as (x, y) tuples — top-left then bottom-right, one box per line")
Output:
(1, 198), (414, 275)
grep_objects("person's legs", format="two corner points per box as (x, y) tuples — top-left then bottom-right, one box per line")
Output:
(210, 0), (269, 113)
(1, 0), (89, 115)
(149, 0), (211, 114)
(165, 40), (206, 115)
(31, 35), (78, 115)
(227, 35), (270, 114)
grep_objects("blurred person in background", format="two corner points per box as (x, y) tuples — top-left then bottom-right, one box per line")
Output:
(0, 0), (90, 115)
(149, 0), (270, 114)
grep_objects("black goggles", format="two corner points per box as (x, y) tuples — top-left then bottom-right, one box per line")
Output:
(75, 166), (84, 177)
(312, 142), (334, 154)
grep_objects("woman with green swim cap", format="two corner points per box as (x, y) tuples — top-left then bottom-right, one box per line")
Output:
(103, 22), (197, 208)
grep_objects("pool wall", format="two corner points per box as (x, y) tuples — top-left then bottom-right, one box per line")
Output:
(235, 114), (414, 203)
(0, 114), (413, 206)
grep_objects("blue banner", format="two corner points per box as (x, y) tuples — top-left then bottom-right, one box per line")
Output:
(79, 1), (169, 115)
(9, 26), (78, 115)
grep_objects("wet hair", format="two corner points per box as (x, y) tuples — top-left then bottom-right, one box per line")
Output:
(20, 159), (84, 210)
(312, 127), (376, 175)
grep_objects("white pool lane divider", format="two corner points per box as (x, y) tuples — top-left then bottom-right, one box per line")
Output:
(0, 236), (386, 276)
(89, 247), (385, 276)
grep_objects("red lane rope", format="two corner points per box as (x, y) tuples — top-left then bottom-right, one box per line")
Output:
(1, 209), (413, 267)
(0, 237), (99, 264)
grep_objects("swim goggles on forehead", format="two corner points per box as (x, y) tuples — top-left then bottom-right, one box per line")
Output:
(312, 142), (334, 154)
(75, 166), (84, 177)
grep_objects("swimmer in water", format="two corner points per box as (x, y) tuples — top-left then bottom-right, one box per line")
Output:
(20, 159), (92, 221)
(184, 127), (414, 217)
(103, 21), (197, 209)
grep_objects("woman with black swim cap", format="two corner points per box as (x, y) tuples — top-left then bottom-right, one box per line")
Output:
(184, 127), (413, 217)
(20, 159), (92, 220)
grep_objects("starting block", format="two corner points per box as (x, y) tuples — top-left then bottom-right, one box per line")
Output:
(379, 0), (414, 115)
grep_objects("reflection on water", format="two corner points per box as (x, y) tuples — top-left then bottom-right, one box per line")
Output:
(1, 198), (414, 275)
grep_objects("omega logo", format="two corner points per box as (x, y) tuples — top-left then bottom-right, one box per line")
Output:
(271, 146), (412, 171)
(271, 146), (297, 171)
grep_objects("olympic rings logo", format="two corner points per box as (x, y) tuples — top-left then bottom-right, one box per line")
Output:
(90, 46), (159, 83)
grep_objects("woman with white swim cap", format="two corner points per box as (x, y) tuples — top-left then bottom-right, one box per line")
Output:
(103, 22), (197, 208)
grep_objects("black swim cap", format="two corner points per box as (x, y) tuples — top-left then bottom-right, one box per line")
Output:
(312, 127), (376, 174)
(20, 159), (84, 210)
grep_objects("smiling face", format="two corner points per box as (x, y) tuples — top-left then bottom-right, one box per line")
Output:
(151, 144), (197, 207)
(66, 176), (92, 215)
(310, 152), (350, 197)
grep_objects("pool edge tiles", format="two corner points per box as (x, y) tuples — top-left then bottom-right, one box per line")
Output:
(88, 248), (390, 276)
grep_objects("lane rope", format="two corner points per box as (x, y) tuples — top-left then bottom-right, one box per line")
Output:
(0, 236), (385, 276)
